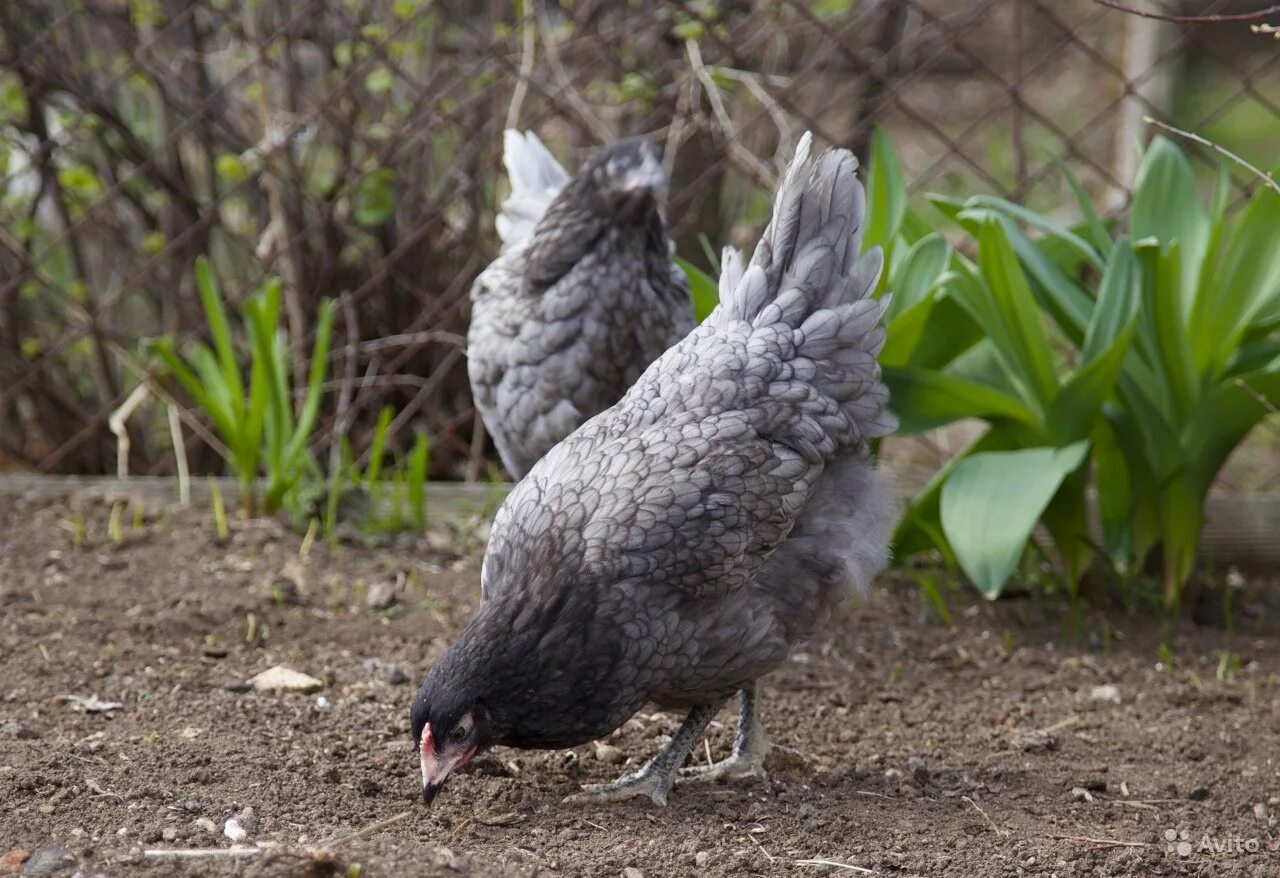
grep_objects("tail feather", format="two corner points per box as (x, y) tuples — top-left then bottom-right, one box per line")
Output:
(716, 131), (896, 444)
(496, 130), (570, 250)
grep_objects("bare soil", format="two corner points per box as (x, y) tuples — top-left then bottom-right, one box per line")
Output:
(2, 491), (1279, 878)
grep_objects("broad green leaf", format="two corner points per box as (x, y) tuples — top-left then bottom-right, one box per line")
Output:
(1057, 160), (1112, 256)
(1194, 176), (1280, 381)
(1184, 369), (1280, 498)
(884, 290), (982, 371)
(963, 194), (1104, 271)
(1130, 136), (1208, 318)
(974, 220), (1058, 407)
(893, 426), (1027, 559)
(1047, 322), (1133, 444)
(1082, 238), (1139, 361)
(1158, 474), (1203, 607)
(1091, 414), (1134, 572)
(995, 217), (1092, 345)
(1137, 240), (1198, 422)
(926, 193), (969, 226)
(676, 256), (719, 323)
(864, 126), (906, 251)
(886, 233), (949, 320)
(940, 441), (1090, 598)
(882, 365), (1043, 435)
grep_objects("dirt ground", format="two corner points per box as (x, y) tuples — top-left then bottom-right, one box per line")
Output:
(2, 491), (1279, 878)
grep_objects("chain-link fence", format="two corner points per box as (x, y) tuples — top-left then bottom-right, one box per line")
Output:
(1, 0), (1277, 479)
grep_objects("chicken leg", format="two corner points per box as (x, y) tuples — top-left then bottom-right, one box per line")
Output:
(678, 683), (768, 784)
(564, 702), (720, 806)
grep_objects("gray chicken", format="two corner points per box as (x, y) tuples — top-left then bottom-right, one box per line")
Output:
(413, 133), (896, 807)
(467, 130), (694, 478)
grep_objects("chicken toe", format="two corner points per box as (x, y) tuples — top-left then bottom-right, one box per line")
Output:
(564, 703), (719, 807)
(679, 684), (769, 785)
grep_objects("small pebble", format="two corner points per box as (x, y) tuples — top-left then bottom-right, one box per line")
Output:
(224, 807), (257, 842)
(622, 868), (644, 878)
(193, 818), (218, 834)
(1070, 787), (1094, 803)
(248, 666), (324, 693)
(695, 851), (710, 868)
(362, 659), (408, 686)
(593, 742), (625, 765)
(365, 580), (399, 610)
(1089, 684), (1122, 704)
(0, 721), (39, 740)
(161, 827), (177, 843)
(18, 846), (74, 877)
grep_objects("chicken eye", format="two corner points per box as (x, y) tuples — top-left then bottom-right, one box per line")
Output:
(449, 726), (468, 744)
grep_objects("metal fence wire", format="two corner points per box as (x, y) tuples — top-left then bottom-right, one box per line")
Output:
(1, 0), (1277, 478)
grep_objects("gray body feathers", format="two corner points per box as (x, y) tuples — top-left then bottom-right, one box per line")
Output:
(468, 131), (694, 478)
(434, 133), (895, 749)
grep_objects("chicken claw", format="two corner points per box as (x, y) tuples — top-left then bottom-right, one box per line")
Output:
(564, 702), (719, 807)
(678, 685), (769, 785)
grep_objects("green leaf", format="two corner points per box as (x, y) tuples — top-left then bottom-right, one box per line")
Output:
(864, 127), (906, 251)
(893, 425), (1025, 560)
(1047, 322), (1134, 444)
(284, 298), (335, 467)
(963, 194), (1104, 271)
(1082, 238), (1140, 361)
(215, 153), (249, 186)
(1130, 136), (1208, 318)
(882, 365), (1042, 435)
(194, 257), (244, 420)
(885, 233), (949, 320)
(972, 220), (1058, 407)
(355, 169), (396, 226)
(365, 406), (394, 487)
(407, 432), (429, 531)
(1184, 369), (1280, 498)
(1091, 414), (1134, 573)
(364, 66), (394, 94)
(1057, 160), (1112, 256)
(940, 442), (1090, 598)
(882, 290), (982, 370)
(1193, 175), (1280, 381)
(993, 216), (1093, 345)
(1137, 240), (1198, 422)
(676, 256), (719, 323)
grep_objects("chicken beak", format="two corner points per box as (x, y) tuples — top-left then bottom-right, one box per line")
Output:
(421, 777), (448, 806)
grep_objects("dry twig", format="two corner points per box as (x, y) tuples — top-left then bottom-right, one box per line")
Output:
(1049, 832), (1150, 849)
(1096, 1), (1280, 23)
(1144, 117), (1280, 196)
(963, 795), (1009, 836)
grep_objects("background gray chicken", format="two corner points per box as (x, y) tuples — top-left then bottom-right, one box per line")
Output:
(467, 130), (694, 478)
(413, 133), (895, 807)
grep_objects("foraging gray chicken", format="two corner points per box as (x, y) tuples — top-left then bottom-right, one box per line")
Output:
(413, 133), (895, 807)
(467, 130), (694, 478)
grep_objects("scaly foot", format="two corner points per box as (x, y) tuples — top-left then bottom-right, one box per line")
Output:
(677, 745), (768, 785)
(564, 763), (674, 806)
(562, 702), (721, 808)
